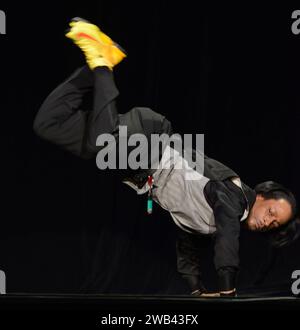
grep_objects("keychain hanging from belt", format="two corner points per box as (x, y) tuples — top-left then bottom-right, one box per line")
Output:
(147, 175), (154, 214)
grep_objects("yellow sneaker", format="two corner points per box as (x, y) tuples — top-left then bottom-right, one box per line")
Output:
(66, 17), (127, 70)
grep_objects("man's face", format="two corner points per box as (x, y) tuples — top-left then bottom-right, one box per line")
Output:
(246, 195), (292, 232)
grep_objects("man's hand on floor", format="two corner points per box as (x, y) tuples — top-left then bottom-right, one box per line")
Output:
(199, 292), (220, 297)
(191, 288), (236, 297)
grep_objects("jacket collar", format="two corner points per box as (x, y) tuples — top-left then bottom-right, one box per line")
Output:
(241, 182), (257, 211)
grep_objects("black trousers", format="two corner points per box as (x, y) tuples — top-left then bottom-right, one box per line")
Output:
(33, 66), (120, 159)
(34, 66), (171, 160)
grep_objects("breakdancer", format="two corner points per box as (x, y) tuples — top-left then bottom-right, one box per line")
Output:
(33, 18), (299, 297)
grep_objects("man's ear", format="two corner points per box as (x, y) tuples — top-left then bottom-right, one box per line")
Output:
(256, 194), (265, 201)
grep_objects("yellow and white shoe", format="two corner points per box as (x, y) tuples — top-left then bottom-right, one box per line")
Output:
(66, 17), (127, 70)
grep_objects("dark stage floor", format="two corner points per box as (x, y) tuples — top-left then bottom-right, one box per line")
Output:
(0, 291), (298, 328)
(0, 292), (299, 311)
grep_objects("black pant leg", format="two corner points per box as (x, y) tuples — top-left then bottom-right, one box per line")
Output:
(33, 66), (120, 158)
(84, 67), (120, 153)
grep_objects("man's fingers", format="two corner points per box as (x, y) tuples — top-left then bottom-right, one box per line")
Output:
(199, 292), (220, 297)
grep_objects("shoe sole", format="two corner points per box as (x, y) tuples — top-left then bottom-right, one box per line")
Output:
(68, 17), (127, 56)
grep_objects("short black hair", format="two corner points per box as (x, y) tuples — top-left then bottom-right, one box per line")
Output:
(254, 181), (300, 248)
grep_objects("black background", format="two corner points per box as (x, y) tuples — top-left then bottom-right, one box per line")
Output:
(0, 1), (299, 295)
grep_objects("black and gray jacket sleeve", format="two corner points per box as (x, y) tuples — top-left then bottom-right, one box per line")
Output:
(204, 179), (247, 291)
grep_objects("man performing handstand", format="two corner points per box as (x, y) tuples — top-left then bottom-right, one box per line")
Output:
(33, 18), (299, 297)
